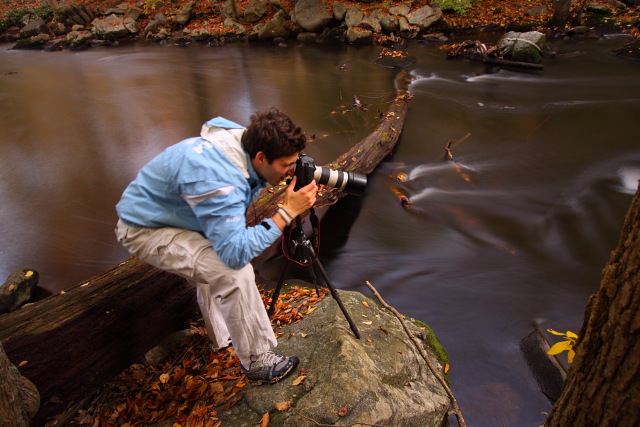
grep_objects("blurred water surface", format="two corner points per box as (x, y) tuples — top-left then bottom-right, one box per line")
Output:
(1, 37), (639, 426)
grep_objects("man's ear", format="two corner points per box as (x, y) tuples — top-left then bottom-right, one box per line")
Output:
(254, 151), (267, 165)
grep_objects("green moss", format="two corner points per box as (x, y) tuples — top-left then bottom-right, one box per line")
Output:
(0, 5), (52, 33)
(413, 319), (449, 367)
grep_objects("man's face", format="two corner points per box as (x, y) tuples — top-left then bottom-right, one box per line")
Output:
(253, 151), (298, 186)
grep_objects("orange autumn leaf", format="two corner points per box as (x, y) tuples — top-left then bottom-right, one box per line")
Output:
(275, 401), (292, 411)
(291, 375), (306, 386)
(260, 412), (270, 427)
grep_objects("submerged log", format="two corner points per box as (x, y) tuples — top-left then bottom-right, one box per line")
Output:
(0, 258), (197, 425)
(0, 75), (412, 425)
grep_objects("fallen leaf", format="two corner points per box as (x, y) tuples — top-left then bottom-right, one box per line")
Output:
(24, 271), (33, 278)
(260, 412), (270, 427)
(81, 282), (89, 287)
(18, 361), (28, 367)
(300, 333), (308, 338)
(444, 363), (450, 373)
(362, 321), (373, 325)
(362, 301), (369, 308)
(159, 373), (170, 383)
(292, 375), (306, 386)
(338, 405), (349, 417)
(8, 284), (14, 291)
(275, 401), (292, 411)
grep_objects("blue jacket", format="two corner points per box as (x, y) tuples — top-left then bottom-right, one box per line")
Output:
(116, 117), (281, 269)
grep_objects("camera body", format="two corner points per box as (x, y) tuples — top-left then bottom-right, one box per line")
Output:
(294, 153), (367, 196)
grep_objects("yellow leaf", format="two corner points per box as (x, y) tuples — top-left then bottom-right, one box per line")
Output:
(24, 271), (33, 278)
(260, 412), (270, 427)
(444, 363), (450, 373)
(18, 361), (28, 367)
(566, 331), (578, 339)
(546, 328), (565, 336)
(547, 341), (572, 355)
(568, 349), (576, 364)
(159, 373), (170, 383)
(275, 401), (292, 411)
(292, 375), (306, 386)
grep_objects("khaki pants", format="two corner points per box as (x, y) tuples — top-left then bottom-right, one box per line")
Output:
(115, 219), (277, 367)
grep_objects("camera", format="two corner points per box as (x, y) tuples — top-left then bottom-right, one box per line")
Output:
(294, 153), (367, 196)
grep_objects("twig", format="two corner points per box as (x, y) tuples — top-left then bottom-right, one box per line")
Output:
(364, 281), (467, 427)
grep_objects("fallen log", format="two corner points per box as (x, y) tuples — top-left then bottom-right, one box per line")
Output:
(0, 258), (197, 425)
(0, 74), (412, 425)
(247, 71), (413, 226)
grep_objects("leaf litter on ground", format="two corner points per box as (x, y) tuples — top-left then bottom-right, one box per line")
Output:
(60, 285), (328, 427)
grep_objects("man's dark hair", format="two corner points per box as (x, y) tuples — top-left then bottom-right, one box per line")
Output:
(242, 108), (307, 163)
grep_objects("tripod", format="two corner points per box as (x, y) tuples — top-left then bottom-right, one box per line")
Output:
(267, 209), (361, 339)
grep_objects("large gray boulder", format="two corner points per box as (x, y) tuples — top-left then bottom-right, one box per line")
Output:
(91, 14), (132, 40)
(218, 290), (450, 426)
(497, 31), (547, 63)
(292, 0), (334, 32)
(406, 5), (443, 30)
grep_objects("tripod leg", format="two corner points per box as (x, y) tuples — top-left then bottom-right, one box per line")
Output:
(313, 259), (361, 339)
(268, 259), (291, 317)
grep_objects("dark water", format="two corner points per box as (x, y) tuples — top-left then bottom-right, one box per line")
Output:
(1, 37), (639, 426)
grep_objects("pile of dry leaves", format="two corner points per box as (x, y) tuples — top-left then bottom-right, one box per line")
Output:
(54, 285), (328, 427)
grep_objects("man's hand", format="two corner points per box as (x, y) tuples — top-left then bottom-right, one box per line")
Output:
(283, 176), (317, 218)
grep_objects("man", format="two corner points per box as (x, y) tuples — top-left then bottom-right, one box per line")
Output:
(115, 108), (317, 383)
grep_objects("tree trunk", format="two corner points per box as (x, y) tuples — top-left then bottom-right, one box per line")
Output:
(0, 258), (197, 426)
(547, 0), (572, 28)
(545, 186), (640, 426)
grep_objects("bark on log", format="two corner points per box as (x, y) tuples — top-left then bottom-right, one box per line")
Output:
(0, 258), (197, 426)
(544, 186), (640, 426)
(247, 71), (413, 227)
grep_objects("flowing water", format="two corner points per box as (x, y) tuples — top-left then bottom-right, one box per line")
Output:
(1, 36), (639, 426)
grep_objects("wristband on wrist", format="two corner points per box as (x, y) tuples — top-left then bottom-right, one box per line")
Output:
(280, 206), (294, 221)
(277, 208), (292, 225)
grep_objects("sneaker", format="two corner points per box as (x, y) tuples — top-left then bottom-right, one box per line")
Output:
(241, 350), (299, 383)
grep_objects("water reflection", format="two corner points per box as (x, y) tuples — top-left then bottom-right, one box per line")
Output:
(1, 39), (639, 426)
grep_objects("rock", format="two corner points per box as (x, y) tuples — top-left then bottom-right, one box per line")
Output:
(498, 30), (547, 63)
(406, 5), (443, 31)
(19, 17), (46, 38)
(245, 0), (268, 23)
(259, 9), (290, 39)
(91, 14), (130, 41)
(145, 329), (195, 365)
(0, 269), (38, 313)
(66, 29), (94, 49)
(172, 1), (195, 28)
(0, 343), (40, 426)
(333, 2), (348, 21)
(347, 27), (373, 44)
(293, 0), (334, 33)
(345, 8), (363, 28)
(380, 15), (399, 33)
(218, 290), (450, 426)
(389, 3), (412, 17)
(361, 10), (383, 33)
(224, 17), (247, 34)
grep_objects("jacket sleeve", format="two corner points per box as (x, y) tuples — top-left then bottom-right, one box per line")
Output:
(182, 180), (281, 269)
